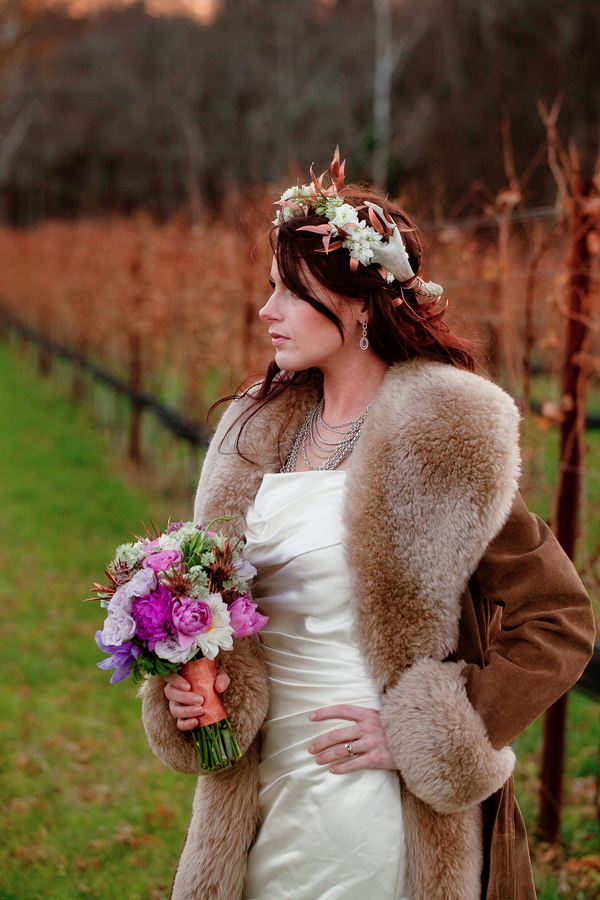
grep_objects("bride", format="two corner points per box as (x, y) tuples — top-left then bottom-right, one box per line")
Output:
(140, 151), (594, 900)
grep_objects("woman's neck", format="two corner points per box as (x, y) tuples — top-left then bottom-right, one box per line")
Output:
(320, 356), (389, 425)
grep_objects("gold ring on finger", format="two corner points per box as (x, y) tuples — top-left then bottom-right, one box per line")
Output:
(345, 741), (355, 757)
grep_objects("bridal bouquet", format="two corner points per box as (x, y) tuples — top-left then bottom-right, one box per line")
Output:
(89, 519), (267, 773)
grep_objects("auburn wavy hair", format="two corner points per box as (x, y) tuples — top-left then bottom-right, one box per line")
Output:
(214, 185), (478, 461)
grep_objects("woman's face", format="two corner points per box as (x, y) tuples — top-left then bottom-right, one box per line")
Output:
(259, 257), (363, 373)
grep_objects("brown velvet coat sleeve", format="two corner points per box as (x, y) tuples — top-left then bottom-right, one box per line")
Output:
(459, 492), (596, 751)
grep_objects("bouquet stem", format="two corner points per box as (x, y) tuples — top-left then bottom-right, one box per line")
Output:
(180, 657), (242, 773)
(191, 717), (241, 773)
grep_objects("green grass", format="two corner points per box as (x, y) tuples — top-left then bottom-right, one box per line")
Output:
(516, 414), (600, 898)
(0, 341), (195, 900)
(0, 339), (598, 899)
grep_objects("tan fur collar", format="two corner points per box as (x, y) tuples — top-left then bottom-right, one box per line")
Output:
(195, 360), (520, 688)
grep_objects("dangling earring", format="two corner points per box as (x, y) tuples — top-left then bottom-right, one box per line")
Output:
(359, 320), (369, 351)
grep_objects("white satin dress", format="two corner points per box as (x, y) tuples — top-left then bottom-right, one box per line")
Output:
(241, 470), (407, 900)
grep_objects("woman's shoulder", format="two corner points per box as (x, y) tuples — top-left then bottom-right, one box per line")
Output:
(386, 358), (518, 418)
(360, 359), (521, 521)
(375, 358), (520, 452)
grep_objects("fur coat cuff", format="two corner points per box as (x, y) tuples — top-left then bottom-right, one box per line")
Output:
(381, 659), (516, 814)
(139, 675), (202, 774)
(139, 635), (270, 775)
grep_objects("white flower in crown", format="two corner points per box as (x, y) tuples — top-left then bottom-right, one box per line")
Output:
(272, 149), (445, 299)
(273, 185), (314, 225)
(329, 203), (361, 231)
(343, 221), (383, 266)
(322, 194), (344, 218)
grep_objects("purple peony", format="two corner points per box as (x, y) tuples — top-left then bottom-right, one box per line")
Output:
(95, 631), (142, 683)
(228, 595), (268, 639)
(142, 549), (183, 575)
(132, 585), (174, 651)
(171, 597), (213, 649)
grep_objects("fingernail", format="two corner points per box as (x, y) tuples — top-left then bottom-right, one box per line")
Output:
(315, 756), (322, 765)
(308, 745), (314, 753)
(181, 682), (190, 690)
(309, 713), (316, 720)
(193, 695), (204, 704)
(330, 767), (338, 774)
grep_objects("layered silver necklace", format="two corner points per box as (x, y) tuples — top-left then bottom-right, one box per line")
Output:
(281, 397), (372, 473)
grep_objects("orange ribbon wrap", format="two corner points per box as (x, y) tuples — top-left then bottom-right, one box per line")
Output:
(180, 657), (227, 726)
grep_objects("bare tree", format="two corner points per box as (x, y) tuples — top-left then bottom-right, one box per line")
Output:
(0, 98), (34, 182)
(174, 101), (205, 224)
(371, 0), (432, 187)
(537, 95), (600, 845)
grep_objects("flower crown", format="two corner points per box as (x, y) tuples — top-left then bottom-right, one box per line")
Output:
(272, 148), (444, 301)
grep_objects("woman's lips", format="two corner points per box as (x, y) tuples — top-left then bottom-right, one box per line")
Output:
(270, 334), (289, 345)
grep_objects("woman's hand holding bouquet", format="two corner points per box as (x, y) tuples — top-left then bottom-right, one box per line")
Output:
(89, 519), (267, 772)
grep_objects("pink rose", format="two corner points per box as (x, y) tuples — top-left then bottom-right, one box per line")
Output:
(171, 597), (213, 649)
(228, 596), (268, 638)
(142, 549), (183, 574)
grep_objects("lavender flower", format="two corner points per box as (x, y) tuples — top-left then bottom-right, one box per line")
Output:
(129, 568), (158, 596)
(95, 631), (141, 683)
(154, 635), (197, 664)
(101, 606), (136, 646)
(108, 568), (157, 615)
(166, 521), (185, 534)
(234, 558), (257, 581)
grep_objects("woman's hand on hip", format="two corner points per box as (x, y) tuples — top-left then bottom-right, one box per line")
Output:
(164, 669), (231, 731)
(307, 704), (396, 773)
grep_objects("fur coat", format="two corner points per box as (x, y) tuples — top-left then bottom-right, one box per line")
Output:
(140, 359), (595, 900)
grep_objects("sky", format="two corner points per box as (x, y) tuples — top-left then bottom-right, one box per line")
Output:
(44, 0), (219, 23)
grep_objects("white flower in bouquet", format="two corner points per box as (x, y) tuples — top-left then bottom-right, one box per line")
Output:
(194, 593), (234, 660)
(157, 533), (183, 553)
(187, 565), (210, 598)
(173, 522), (201, 545)
(114, 541), (145, 569)
(154, 635), (198, 664)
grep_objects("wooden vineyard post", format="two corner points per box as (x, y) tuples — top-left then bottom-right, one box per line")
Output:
(537, 98), (600, 843)
(128, 248), (144, 466)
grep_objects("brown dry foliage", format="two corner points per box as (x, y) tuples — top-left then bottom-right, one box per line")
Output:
(0, 207), (581, 405)
(0, 211), (274, 418)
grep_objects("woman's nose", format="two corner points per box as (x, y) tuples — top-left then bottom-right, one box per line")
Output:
(259, 294), (280, 323)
